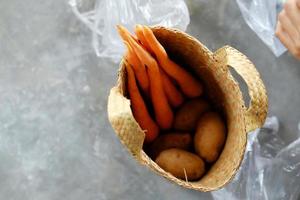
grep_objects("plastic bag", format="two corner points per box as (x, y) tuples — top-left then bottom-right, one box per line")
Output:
(236, 0), (287, 57)
(69, 0), (190, 61)
(212, 116), (300, 200)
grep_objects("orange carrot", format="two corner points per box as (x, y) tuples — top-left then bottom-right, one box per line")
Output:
(146, 61), (174, 130)
(125, 61), (159, 143)
(134, 24), (154, 55)
(124, 42), (150, 96)
(118, 27), (174, 129)
(116, 25), (139, 43)
(160, 69), (184, 107)
(133, 26), (184, 107)
(142, 25), (203, 98)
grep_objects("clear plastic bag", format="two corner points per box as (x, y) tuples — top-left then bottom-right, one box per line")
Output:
(212, 117), (300, 200)
(69, 0), (190, 61)
(236, 0), (287, 57)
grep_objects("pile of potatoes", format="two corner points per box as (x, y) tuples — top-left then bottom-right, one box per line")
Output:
(145, 98), (226, 181)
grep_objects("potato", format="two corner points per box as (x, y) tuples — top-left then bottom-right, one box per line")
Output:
(194, 112), (226, 163)
(173, 98), (210, 131)
(155, 148), (205, 181)
(148, 132), (192, 159)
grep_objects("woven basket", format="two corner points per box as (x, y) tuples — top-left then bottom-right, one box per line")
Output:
(107, 26), (268, 191)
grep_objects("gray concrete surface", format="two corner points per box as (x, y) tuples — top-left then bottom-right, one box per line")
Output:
(0, 0), (299, 200)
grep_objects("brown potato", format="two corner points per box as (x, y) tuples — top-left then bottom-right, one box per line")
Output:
(155, 148), (205, 181)
(194, 112), (226, 163)
(148, 132), (192, 159)
(173, 98), (210, 131)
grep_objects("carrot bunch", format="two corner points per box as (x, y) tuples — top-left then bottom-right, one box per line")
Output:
(117, 25), (203, 143)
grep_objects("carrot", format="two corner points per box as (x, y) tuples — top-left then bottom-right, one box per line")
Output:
(160, 69), (184, 107)
(116, 25), (139, 43)
(124, 42), (150, 96)
(117, 25), (150, 52)
(146, 60), (174, 130)
(142, 25), (203, 98)
(125, 61), (159, 143)
(118, 28), (174, 129)
(134, 24), (154, 55)
(133, 26), (184, 107)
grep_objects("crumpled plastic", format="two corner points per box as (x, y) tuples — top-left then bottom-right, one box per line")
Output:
(212, 116), (300, 200)
(69, 0), (190, 61)
(236, 0), (287, 57)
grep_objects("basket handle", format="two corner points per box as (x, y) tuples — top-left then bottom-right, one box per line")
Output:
(214, 46), (268, 132)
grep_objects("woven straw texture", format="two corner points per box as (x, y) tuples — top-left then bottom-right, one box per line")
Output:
(107, 26), (268, 191)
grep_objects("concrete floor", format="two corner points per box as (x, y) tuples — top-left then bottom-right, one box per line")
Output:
(0, 0), (299, 200)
